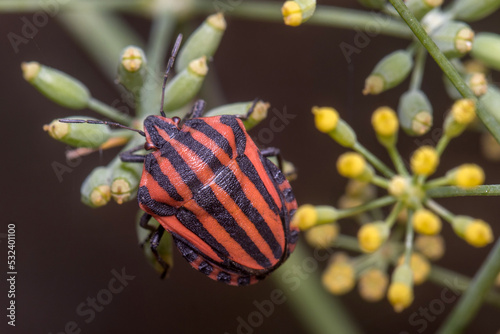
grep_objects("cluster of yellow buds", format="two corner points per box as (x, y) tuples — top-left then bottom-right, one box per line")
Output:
(293, 97), (495, 312)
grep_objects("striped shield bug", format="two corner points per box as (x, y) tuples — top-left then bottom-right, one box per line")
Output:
(61, 35), (299, 286)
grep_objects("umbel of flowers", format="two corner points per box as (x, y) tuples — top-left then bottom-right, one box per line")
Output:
(293, 100), (494, 312)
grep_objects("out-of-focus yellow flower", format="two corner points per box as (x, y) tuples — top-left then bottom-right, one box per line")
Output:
(291, 204), (317, 230)
(322, 253), (356, 295)
(412, 208), (442, 235)
(414, 235), (445, 261)
(411, 146), (439, 176)
(337, 152), (368, 179)
(464, 219), (493, 247)
(305, 223), (339, 248)
(451, 98), (476, 124)
(357, 222), (389, 253)
(372, 106), (399, 137)
(358, 269), (389, 302)
(312, 106), (339, 133)
(453, 164), (485, 188)
(398, 253), (431, 285)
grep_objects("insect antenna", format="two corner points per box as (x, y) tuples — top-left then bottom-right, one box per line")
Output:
(59, 118), (145, 136)
(159, 34), (183, 118)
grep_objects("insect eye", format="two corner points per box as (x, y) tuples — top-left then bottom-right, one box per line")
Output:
(144, 142), (155, 150)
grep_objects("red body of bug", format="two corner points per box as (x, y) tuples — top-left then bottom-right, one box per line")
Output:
(133, 112), (298, 286)
(60, 35), (298, 285)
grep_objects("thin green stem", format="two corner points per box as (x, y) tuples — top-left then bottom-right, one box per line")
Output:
(438, 237), (500, 333)
(272, 243), (362, 334)
(387, 145), (409, 176)
(425, 199), (455, 223)
(353, 142), (395, 178)
(403, 210), (414, 264)
(435, 135), (451, 156)
(424, 177), (451, 189)
(388, 0), (500, 143)
(194, 1), (412, 39)
(88, 98), (133, 125)
(429, 265), (500, 309)
(372, 176), (390, 188)
(387, 201), (405, 228)
(332, 235), (362, 252)
(427, 185), (500, 198)
(409, 45), (427, 91)
(57, 10), (144, 81)
(336, 196), (397, 220)
(140, 13), (177, 117)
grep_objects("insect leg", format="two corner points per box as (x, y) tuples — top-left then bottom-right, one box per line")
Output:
(181, 99), (206, 123)
(261, 147), (283, 172)
(160, 34), (183, 117)
(236, 98), (259, 121)
(120, 145), (146, 163)
(150, 226), (169, 278)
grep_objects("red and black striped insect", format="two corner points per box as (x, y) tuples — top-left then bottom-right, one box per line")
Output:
(62, 35), (298, 286)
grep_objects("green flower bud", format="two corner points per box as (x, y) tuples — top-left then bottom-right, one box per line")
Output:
(329, 119), (358, 148)
(471, 33), (500, 71)
(282, 0), (316, 26)
(110, 160), (143, 204)
(443, 72), (488, 99)
(444, 99), (476, 138)
(117, 46), (146, 95)
(43, 117), (111, 148)
(449, 0), (500, 22)
(405, 0), (443, 20)
(398, 90), (433, 136)
(205, 100), (270, 131)
(22, 62), (90, 109)
(163, 56), (208, 112)
(363, 50), (413, 95)
(480, 85), (500, 124)
(136, 210), (174, 275)
(176, 13), (226, 72)
(431, 21), (474, 58)
(81, 166), (112, 208)
(357, 0), (386, 9)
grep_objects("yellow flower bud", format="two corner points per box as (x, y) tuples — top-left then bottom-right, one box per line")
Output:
(372, 106), (398, 137)
(410, 146), (439, 176)
(412, 208), (442, 235)
(358, 222), (389, 253)
(322, 253), (356, 295)
(387, 282), (414, 313)
(312, 106), (339, 133)
(358, 269), (389, 302)
(291, 204), (317, 230)
(388, 176), (410, 197)
(453, 164), (485, 188)
(398, 253), (431, 285)
(305, 223), (339, 248)
(388, 264), (414, 312)
(282, 1), (302, 26)
(464, 219), (493, 247)
(414, 235), (445, 261)
(281, 0), (316, 27)
(452, 99), (476, 124)
(337, 152), (369, 180)
(481, 132), (500, 161)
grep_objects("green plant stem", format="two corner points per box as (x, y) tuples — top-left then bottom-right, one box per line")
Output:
(332, 235), (362, 252)
(194, 1), (412, 39)
(353, 142), (395, 178)
(409, 45), (427, 91)
(336, 196), (397, 220)
(403, 210), (414, 264)
(88, 98), (133, 125)
(388, 0), (500, 144)
(429, 265), (500, 309)
(140, 13), (177, 117)
(427, 185), (500, 198)
(57, 10), (144, 81)
(387, 145), (409, 176)
(372, 176), (390, 188)
(435, 135), (451, 156)
(425, 199), (454, 223)
(438, 237), (500, 333)
(387, 201), (405, 228)
(424, 176), (451, 189)
(272, 243), (362, 334)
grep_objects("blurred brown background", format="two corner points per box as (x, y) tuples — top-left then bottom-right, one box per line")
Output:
(1, 0), (500, 333)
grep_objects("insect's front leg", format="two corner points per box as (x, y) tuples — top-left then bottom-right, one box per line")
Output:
(120, 144), (146, 163)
